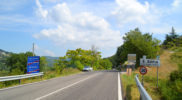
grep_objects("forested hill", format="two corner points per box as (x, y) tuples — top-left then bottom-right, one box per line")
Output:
(0, 49), (11, 70)
(0, 49), (11, 58)
(0, 49), (58, 69)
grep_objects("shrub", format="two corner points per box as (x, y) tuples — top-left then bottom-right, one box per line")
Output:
(74, 61), (84, 71)
(170, 70), (182, 81)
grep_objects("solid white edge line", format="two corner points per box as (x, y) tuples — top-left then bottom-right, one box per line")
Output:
(34, 73), (99, 100)
(118, 72), (122, 100)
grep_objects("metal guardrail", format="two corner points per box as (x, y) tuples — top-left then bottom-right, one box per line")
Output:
(0, 72), (44, 82)
(135, 75), (152, 100)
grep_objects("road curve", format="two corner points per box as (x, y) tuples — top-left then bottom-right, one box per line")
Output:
(0, 71), (122, 100)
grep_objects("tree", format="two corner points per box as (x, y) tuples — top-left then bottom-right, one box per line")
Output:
(100, 59), (112, 70)
(114, 28), (160, 67)
(163, 27), (179, 48)
(105, 55), (117, 68)
(66, 49), (79, 65)
(170, 27), (178, 39)
(74, 60), (84, 70)
(6, 52), (33, 74)
(90, 45), (101, 69)
(54, 56), (69, 74)
(58, 48), (113, 71)
(40, 56), (47, 72)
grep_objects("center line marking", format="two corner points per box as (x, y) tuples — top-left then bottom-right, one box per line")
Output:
(35, 73), (100, 100)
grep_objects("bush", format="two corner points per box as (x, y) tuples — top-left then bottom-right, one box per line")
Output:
(159, 68), (182, 100)
(0, 70), (9, 76)
(178, 64), (182, 71)
(74, 61), (84, 71)
(159, 80), (173, 100)
(170, 70), (182, 81)
(11, 68), (24, 75)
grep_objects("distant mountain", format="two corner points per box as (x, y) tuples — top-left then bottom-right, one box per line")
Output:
(0, 49), (11, 58)
(0, 49), (11, 70)
(0, 49), (59, 68)
(44, 56), (59, 67)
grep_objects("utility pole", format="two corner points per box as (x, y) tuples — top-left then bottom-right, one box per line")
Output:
(33, 43), (34, 56)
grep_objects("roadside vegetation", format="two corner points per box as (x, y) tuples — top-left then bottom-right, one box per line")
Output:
(107, 28), (160, 67)
(0, 46), (112, 89)
(108, 27), (182, 100)
(54, 47), (112, 74)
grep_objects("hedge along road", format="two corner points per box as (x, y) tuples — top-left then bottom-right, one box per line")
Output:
(0, 71), (122, 100)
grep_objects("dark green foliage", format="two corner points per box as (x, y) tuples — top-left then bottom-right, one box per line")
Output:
(105, 55), (117, 68)
(99, 59), (112, 70)
(5, 52), (33, 74)
(159, 64), (182, 100)
(55, 48), (112, 71)
(40, 56), (48, 72)
(54, 56), (68, 74)
(4, 52), (48, 74)
(170, 70), (182, 81)
(163, 27), (182, 48)
(114, 28), (160, 67)
(159, 77), (182, 100)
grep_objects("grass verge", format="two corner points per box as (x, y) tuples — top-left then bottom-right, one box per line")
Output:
(121, 50), (180, 100)
(121, 73), (140, 100)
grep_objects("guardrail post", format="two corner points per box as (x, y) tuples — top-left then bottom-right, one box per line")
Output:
(19, 79), (21, 84)
(40, 75), (43, 80)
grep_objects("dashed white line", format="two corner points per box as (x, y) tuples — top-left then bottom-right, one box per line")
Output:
(35, 73), (100, 100)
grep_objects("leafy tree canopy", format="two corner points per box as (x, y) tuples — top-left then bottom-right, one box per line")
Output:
(111, 28), (160, 67)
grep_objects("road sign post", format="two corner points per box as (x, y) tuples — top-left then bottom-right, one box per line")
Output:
(139, 65), (147, 100)
(139, 66), (147, 86)
(156, 55), (160, 88)
(127, 54), (136, 75)
(140, 55), (160, 88)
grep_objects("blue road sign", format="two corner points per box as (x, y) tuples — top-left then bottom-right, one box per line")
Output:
(27, 56), (40, 74)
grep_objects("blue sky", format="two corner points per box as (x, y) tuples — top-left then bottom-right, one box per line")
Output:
(0, 0), (182, 57)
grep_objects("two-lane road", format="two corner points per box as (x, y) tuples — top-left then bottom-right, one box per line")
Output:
(0, 71), (122, 100)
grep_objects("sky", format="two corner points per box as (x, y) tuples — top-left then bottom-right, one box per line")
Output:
(0, 0), (182, 57)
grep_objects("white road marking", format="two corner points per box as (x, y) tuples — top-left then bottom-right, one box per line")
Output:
(118, 72), (122, 100)
(0, 73), (83, 91)
(35, 73), (100, 100)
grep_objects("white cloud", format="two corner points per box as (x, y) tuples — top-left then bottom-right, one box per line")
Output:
(49, 3), (72, 24)
(111, 0), (160, 27)
(172, 0), (182, 7)
(34, 0), (122, 49)
(36, 0), (48, 19)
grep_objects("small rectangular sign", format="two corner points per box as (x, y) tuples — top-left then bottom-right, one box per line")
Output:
(128, 54), (136, 63)
(27, 56), (40, 74)
(140, 58), (160, 67)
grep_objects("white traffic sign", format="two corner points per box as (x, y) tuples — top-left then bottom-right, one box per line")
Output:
(140, 56), (160, 67)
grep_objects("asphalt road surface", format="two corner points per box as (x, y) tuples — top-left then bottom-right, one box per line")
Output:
(0, 71), (122, 100)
